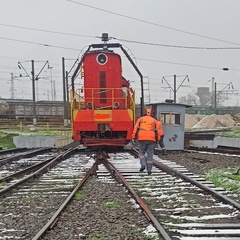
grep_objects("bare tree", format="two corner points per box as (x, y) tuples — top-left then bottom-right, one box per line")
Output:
(179, 90), (228, 107)
(179, 94), (198, 105)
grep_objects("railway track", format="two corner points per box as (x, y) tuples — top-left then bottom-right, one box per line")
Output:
(0, 148), (240, 239)
(188, 145), (240, 155)
(0, 147), (52, 166)
(0, 149), (66, 196)
(0, 148), (89, 239)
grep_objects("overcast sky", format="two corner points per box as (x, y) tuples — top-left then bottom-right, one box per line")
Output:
(0, 0), (240, 106)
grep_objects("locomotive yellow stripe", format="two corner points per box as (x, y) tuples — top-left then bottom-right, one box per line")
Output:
(127, 109), (133, 121)
(73, 109), (133, 122)
(94, 110), (112, 121)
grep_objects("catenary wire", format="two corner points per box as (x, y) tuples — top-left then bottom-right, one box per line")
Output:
(0, 23), (239, 50)
(67, 0), (240, 46)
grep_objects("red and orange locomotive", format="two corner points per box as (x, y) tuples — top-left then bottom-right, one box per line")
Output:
(70, 34), (143, 147)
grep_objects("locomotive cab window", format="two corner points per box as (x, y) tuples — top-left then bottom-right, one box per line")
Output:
(159, 112), (181, 126)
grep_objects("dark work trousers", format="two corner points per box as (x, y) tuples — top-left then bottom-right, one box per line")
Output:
(159, 135), (166, 154)
(138, 140), (156, 171)
(159, 135), (165, 149)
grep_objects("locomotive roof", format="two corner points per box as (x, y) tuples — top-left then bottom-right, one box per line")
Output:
(85, 49), (116, 54)
(148, 102), (192, 108)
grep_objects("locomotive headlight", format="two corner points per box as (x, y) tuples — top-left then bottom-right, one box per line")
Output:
(87, 102), (92, 109)
(114, 102), (120, 109)
(97, 53), (108, 65)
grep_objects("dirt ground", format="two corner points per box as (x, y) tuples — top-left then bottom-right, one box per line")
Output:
(158, 150), (240, 176)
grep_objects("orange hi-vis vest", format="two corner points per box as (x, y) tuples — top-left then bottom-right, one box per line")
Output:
(132, 115), (158, 142)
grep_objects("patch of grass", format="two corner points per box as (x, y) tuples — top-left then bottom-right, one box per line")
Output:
(0, 128), (71, 149)
(74, 189), (83, 200)
(90, 237), (106, 240)
(0, 181), (6, 186)
(0, 132), (18, 149)
(140, 197), (152, 209)
(101, 201), (119, 208)
(219, 128), (240, 138)
(1, 129), (58, 137)
(205, 167), (240, 191)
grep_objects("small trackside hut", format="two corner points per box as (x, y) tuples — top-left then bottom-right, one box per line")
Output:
(150, 100), (191, 150)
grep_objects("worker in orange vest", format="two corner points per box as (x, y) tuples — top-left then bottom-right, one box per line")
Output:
(132, 108), (158, 175)
(156, 120), (167, 155)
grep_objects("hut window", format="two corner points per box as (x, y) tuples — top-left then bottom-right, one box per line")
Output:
(159, 112), (181, 126)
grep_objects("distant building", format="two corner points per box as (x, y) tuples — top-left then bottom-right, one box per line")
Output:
(0, 98), (64, 119)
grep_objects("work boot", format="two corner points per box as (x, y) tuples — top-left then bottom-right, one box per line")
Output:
(154, 148), (159, 155)
(163, 148), (167, 155)
(147, 166), (152, 175)
(139, 166), (145, 172)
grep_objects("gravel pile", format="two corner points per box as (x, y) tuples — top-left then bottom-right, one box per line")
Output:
(185, 114), (237, 129)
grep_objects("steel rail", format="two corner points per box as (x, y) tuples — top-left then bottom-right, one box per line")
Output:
(0, 147), (52, 165)
(103, 157), (172, 240)
(0, 157), (54, 183)
(32, 149), (171, 240)
(32, 156), (101, 240)
(0, 147), (27, 155)
(0, 148), (77, 197)
(153, 159), (240, 210)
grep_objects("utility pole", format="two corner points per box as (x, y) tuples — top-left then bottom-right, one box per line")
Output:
(214, 81), (236, 109)
(143, 76), (150, 103)
(49, 66), (55, 101)
(62, 58), (80, 126)
(214, 82), (217, 113)
(162, 74), (190, 103)
(174, 74), (177, 103)
(66, 71), (70, 121)
(10, 73), (15, 99)
(31, 60), (37, 124)
(62, 57), (68, 126)
(211, 77), (215, 108)
(53, 79), (56, 101)
(18, 60), (49, 125)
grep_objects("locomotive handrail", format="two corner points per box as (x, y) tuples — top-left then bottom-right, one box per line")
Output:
(71, 87), (134, 110)
(94, 89), (113, 95)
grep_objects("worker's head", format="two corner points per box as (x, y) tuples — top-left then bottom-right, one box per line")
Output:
(145, 108), (151, 116)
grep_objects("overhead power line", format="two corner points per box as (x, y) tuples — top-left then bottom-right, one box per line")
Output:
(1, 23), (239, 50)
(0, 35), (239, 71)
(0, 36), (81, 51)
(67, 0), (240, 46)
(112, 37), (240, 50)
(0, 23), (94, 38)
(0, 55), (24, 61)
(136, 57), (238, 71)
